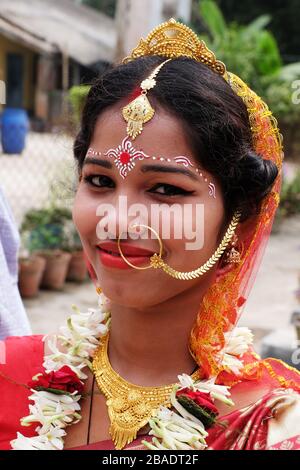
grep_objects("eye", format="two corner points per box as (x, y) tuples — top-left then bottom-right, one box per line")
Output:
(148, 183), (194, 197)
(83, 174), (115, 189)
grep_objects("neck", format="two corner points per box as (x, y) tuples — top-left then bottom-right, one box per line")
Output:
(107, 278), (213, 387)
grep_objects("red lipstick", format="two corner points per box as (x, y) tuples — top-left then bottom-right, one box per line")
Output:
(96, 242), (155, 270)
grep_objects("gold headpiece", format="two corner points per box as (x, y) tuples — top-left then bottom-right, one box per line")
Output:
(123, 18), (226, 74)
(122, 18), (227, 140)
(121, 18), (282, 171)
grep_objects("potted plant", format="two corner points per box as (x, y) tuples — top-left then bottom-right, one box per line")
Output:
(20, 206), (72, 290)
(63, 224), (88, 283)
(18, 251), (46, 298)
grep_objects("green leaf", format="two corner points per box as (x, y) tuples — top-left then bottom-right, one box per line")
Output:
(177, 395), (217, 428)
(245, 14), (271, 35)
(199, 0), (227, 41)
(34, 386), (72, 396)
(255, 30), (282, 75)
(69, 85), (91, 125)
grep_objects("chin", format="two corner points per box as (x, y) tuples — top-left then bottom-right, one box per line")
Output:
(98, 277), (137, 304)
(98, 277), (161, 309)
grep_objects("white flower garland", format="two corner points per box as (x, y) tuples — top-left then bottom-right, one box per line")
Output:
(10, 292), (253, 451)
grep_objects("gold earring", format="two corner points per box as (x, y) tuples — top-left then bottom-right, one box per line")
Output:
(96, 286), (102, 295)
(117, 211), (241, 280)
(224, 234), (241, 265)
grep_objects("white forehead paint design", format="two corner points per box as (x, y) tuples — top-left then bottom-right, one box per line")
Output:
(87, 136), (151, 179)
(86, 136), (216, 198)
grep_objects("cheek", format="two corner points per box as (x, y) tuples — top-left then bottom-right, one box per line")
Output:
(170, 194), (224, 264)
(204, 198), (225, 244)
(72, 186), (99, 241)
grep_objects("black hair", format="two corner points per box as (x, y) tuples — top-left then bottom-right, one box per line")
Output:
(74, 56), (278, 223)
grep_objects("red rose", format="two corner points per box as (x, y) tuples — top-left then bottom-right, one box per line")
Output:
(29, 366), (84, 394)
(176, 388), (218, 415)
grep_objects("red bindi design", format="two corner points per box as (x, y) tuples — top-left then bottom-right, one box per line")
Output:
(104, 136), (152, 178)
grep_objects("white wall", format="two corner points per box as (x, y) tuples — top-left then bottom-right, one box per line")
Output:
(115, 0), (192, 61)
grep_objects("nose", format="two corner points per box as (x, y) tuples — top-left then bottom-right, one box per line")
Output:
(105, 190), (147, 242)
(110, 219), (146, 243)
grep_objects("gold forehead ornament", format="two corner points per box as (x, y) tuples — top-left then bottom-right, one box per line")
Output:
(122, 58), (171, 139)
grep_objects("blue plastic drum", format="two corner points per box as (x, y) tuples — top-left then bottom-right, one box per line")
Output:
(1, 108), (29, 154)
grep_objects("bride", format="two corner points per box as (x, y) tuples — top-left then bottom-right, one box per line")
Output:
(0, 19), (299, 451)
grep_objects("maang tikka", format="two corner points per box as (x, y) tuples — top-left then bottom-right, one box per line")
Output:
(122, 59), (171, 139)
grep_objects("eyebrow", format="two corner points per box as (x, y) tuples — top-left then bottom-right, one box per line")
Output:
(140, 164), (200, 182)
(83, 157), (112, 169)
(83, 157), (200, 182)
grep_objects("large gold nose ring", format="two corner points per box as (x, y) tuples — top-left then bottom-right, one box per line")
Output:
(117, 224), (163, 270)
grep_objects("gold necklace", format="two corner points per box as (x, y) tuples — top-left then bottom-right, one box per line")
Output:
(92, 333), (200, 450)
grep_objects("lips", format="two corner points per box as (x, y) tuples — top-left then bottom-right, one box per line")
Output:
(96, 241), (156, 270)
(96, 241), (155, 257)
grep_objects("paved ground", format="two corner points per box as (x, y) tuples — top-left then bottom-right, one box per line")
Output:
(23, 215), (300, 355)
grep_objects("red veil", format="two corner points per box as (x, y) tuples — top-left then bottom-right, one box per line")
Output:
(189, 71), (292, 387)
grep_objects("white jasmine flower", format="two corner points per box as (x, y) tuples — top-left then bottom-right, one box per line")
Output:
(21, 390), (81, 433)
(178, 375), (234, 406)
(43, 302), (110, 379)
(223, 327), (253, 356)
(143, 404), (207, 451)
(13, 298), (111, 450)
(221, 353), (245, 376)
(177, 373), (194, 389)
(212, 327), (254, 375)
(11, 427), (66, 450)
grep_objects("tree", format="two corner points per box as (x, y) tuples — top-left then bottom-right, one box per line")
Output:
(203, 0), (300, 64)
(193, 0), (282, 94)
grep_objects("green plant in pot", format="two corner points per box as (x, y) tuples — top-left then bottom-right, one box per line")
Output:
(21, 206), (72, 290)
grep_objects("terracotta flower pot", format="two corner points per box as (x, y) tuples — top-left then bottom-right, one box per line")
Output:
(39, 250), (72, 290)
(66, 250), (88, 282)
(18, 255), (46, 298)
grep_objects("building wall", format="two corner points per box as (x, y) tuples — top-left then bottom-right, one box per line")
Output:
(115, 0), (192, 61)
(0, 34), (35, 112)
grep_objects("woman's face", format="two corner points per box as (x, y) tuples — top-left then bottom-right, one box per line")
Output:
(73, 102), (225, 308)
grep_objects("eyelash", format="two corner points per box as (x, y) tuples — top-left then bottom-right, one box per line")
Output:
(83, 175), (194, 197)
(83, 175), (115, 189)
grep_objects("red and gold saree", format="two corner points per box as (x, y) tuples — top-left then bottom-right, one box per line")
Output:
(0, 335), (299, 450)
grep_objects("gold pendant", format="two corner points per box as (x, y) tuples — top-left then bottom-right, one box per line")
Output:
(122, 93), (155, 140)
(92, 333), (200, 449)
